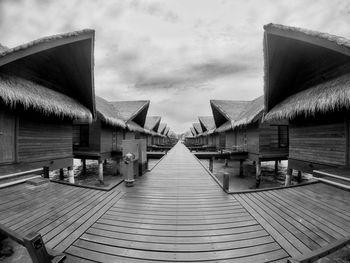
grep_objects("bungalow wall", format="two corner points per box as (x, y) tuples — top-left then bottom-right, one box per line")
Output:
(73, 120), (123, 159)
(0, 109), (73, 172)
(225, 131), (236, 149)
(288, 113), (346, 173)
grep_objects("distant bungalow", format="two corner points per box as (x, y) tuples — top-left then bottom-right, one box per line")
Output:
(0, 29), (95, 181)
(210, 96), (289, 186)
(263, 23), (350, 186)
(144, 116), (161, 147)
(192, 122), (203, 145)
(157, 123), (167, 145)
(198, 116), (216, 148)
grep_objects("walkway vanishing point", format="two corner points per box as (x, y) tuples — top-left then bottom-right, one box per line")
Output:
(1, 142), (350, 262)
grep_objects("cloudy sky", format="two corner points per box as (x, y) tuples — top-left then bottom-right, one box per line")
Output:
(1, 0), (350, 133)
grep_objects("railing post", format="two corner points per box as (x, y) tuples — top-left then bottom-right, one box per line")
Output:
(209, 157), (214, 172)
(68, 166), (74, 184)
(223, 172), (229, 191)
(98, 159), (104, 184)
(59, 169), (64, 181)
(23, 232), (51, 263)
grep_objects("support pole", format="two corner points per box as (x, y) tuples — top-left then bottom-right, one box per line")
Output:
(209, 157), (214, 172)
(59, 169), (64, 180)
(23, 232), (51, 263)
(82, 159), (86, 174)
(98, 159), (104, 184)
(43, 167), (49, 179)
(224, 159), (228, 167)
(104, 159), (107, 165)
(275, 160), (278, 175)
(223, 172), (229, 191)
(297, 170), (302, 183)
(239, 160), (244, 177)
(68, 166), (74, 184)
(255, 161), (261, 188)
(285, 168), (293, 186)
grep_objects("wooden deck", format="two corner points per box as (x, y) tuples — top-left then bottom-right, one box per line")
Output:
(0, 142), (349, 262)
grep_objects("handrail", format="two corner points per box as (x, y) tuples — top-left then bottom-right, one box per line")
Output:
(0, 223), (66, 263)
(288, 236), (350, 263)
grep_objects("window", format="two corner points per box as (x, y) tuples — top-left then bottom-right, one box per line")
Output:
(80, 125), (89, 146)
(278, 125), (289, 148)
(73, 125), (89, 147)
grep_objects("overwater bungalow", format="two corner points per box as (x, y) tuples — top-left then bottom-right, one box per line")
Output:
(73, 96), (126, 182)
(211, 96), (289, 186)
(0, 29), (95, 182)
(263, 23), (350, 186)
(198, 116), (216, 148)
(193, 122), (203, 145)
(156, 123), (167, 145)
(144, 116), (161, 147)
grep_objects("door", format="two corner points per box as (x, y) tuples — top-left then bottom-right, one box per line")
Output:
(0, 111), (15, 164)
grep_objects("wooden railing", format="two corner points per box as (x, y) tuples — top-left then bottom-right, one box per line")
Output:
(0, 223), (66, 263)
(288, 236), (350, 263)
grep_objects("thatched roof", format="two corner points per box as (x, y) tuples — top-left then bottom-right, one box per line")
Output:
(145, 116), (161, 132)
(0, 74), (92, 121)
(164, 127), (170, 136)
(233, 96), (264, 128)
(198, 116), (216, 132)
(95, 96), (125, 128)
(158, 123), (167, 134)
(0, 29), (96, 118)
(264, 23), (350, 119)
(193, 122), (203, 135)
(265, 73), (350, 120)
(110, 100), (149, 127)
(210, 96), (264, 132)
(190, 127), (196, 136)
(127, 120), (151, 134)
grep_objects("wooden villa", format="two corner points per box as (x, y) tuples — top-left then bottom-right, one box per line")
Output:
(198, 116), (216, 148)
(144, 116), (161, 147)
(211, 96), (289, 186)
(193, 122), (203, 145)
(0, 29), (95, 182)
(263, 23), (350, 186)
(73, 96), (126, 183)
(156, 123), (167, 145)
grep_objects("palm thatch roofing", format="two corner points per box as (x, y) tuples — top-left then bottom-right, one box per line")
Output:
(233, 96), (264, 128)
(0, 29), (96, 119)
(145, 116), (161, 132)
(127, 120), (152, 134)
(95, 96), (125, 128)
(190, 127), (196, 136)
(110, 100), (149, 130)
(0, 74), (92, 121)
(264, 23), (350, 120)
(164, 127), (170, 136)
(158, 123), (167, 134)
(198, 116), (216, 132)
(193, 123), (203, 135)
(210, 97), (264, 132)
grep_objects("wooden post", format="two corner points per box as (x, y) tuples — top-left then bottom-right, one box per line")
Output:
(59, 169), (64, 180)
(23, 232), (51, 263)
(104, 159), (107, 165)
(275, 161), (278, 175)
(223, 172), (229, 191)
(98, 159), (104, 184)
(297, 170), (302, 183)
(285, 168), (293, 186)
(239, 160), (244, 177)
(209, 157), (214, 172)
(43, 167), (49, 179)
(82, 159), (86, 174)
(255, 161), (261, 188)
(225, 159), (228, 167)
(68, 166), (74, 184)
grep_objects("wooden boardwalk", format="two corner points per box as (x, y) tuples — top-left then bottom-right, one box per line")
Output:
(0, 142), (349, 262)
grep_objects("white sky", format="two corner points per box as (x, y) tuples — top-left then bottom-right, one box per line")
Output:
(1, 0), (350, 133)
